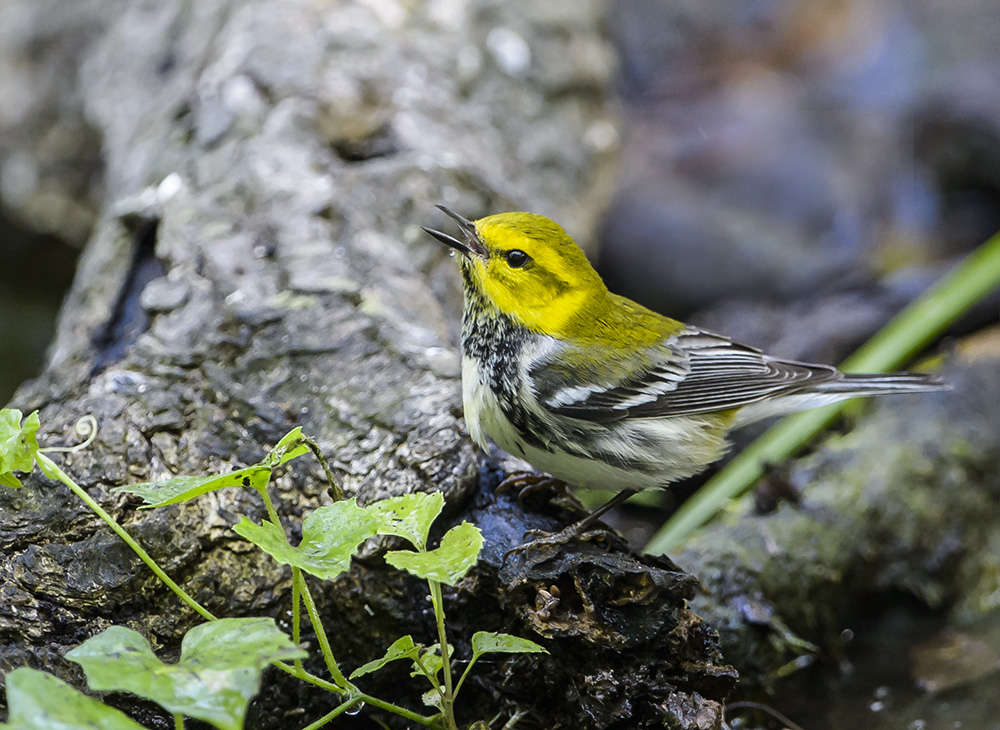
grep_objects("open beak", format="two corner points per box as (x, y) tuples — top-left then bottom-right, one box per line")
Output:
(422, 205), (488, 258)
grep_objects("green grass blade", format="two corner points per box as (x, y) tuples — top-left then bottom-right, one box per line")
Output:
(645, 229), (1000, 555)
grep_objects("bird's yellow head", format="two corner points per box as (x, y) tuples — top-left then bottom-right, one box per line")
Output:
(424, 207), (609, 338)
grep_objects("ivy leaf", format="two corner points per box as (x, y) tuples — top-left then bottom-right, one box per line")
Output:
(384, 521), (483, 586)
(349, 635), (422, 679)
(471, 631), (548, 660)
(367, 492), (444, 550)
(233, 499), (376, 579)
(112, 466), (272, 507)
(113, 428), (313, 507)
(0, 409), (40, 489)
(410, 643), (451, 685)
(0, 667), (146, 730)
(260, 427), (310, 468)
(66, 619), (305, 730)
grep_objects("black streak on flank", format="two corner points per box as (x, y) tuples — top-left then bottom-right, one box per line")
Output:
(91, 218), (166, 374)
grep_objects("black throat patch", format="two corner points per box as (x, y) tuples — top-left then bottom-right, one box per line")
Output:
(460, 279), (552, 453)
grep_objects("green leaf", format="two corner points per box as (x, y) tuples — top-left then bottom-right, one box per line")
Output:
(112, 466), (272, 507)
(349, 635), (421, 679)
(65, 619), (306, 730)
(471, 631), (547, 660)
(367, 492), (445, 550)
(233, 499), (376, 579)
(385, 521), (483, 586)
(0, 667), (146, 730)
(261, 427), (310, 467)
(0, 409), (40, 489)
(410, 643), (450, 684)
(112, 429), (311, 507)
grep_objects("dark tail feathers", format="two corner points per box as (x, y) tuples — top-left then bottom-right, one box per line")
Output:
(815, 371), (949, 396)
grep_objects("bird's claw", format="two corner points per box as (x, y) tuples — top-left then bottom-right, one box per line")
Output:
(501, 525), (620, 565)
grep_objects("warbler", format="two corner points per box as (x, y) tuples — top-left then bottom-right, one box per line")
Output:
(424, 206), (946, 519)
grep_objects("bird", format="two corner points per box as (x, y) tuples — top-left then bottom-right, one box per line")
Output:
(423, 206), (947, 532)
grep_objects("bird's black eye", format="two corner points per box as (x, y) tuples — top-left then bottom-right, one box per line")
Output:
(505, 249), (529, 268)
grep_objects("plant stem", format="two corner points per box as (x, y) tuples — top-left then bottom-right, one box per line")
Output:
(273, 661), (346, 694)
(174, 713), (184, 730)
(291, 567), (305, 674)
(428, 581), (458, 730)
(256, 485), (284, 532)
(34, 452), (216, 622)
(453, 657), (477, 699)
(272, 661), (438, 726)
(38, 415), (97, 454)
(412, 654), (448, 704)
(355, 693), (439, 726)
(301, 435), (344, 501)
(299, 698), (362, 730)
(296, 570), (351, 689)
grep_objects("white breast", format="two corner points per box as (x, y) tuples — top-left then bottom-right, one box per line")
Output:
(462, 355), (517, 452)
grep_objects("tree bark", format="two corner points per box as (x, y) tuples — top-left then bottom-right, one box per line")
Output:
(1, 1), (735, 728)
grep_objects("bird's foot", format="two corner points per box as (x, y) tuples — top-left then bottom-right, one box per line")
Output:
(494, 471), (570, 508)
(502, 523), (622, 565)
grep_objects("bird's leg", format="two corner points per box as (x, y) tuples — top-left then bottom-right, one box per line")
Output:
(568, 489), (636, 532)
(504, 489), (637, 561)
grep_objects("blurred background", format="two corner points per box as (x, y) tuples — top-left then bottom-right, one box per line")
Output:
(602, 0), (999, 360)
(1, 0), (999, 728)
(594, 0), (1000, 543)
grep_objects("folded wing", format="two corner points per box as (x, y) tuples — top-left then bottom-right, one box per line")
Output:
(531, 329), (839, 422)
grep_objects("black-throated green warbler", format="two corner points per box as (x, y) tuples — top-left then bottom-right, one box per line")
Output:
(424, 206), (946, 518)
